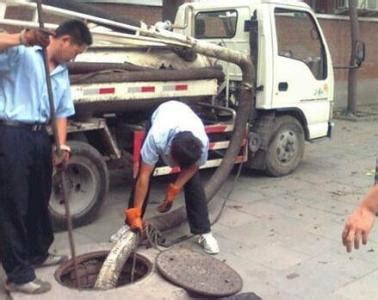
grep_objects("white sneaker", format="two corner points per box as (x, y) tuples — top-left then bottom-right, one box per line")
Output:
(198, 232), (220, 255)
(5, 278), (51, 294)
(109, 225), (130, 242)
(36, 254), (68, 267)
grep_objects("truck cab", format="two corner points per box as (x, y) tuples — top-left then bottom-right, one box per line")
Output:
(175, 0), (334, 176)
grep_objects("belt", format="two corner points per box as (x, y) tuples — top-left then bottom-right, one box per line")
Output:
(0, 119), (47, 131)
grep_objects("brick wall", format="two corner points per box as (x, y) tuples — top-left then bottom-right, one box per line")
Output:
(303, 0), (334, 13)
(90, 3), (161, 25)
(318, 16), (378, 107)
(319, 17), (378, 80)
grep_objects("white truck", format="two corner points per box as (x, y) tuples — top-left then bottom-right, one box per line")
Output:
(0, 0), (334, 229)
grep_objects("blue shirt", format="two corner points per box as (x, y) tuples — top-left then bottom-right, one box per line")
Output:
(0, 45), (74, 123)
(141, 101), (209, 167)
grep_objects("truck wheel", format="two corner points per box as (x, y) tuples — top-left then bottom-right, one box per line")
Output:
(49, 141), (109, 231)
(265, 116), (304, 177)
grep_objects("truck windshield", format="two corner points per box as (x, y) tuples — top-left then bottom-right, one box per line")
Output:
(194, 10), (238, 39)
(274, 8), (327, 80)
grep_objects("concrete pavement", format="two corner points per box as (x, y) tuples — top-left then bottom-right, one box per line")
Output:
(1, 115), (377, 299)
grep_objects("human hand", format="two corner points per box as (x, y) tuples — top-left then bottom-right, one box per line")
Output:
(157, 199), (173, 213)
(20, 28), (54, 47)
(342, 205), (375, 252)
(53, 145), (71, 171)
(157, 183), (181, 213)
(125, 208), (143, 234)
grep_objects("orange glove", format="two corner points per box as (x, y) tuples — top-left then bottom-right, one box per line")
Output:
(157, 183), (181, 213)
(125, 208), (143, 233)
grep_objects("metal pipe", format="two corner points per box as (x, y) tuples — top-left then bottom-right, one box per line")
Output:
(10, 0), (142, 34)
(42, 0), (140, 34)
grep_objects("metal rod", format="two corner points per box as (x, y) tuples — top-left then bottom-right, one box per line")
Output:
(11, 0), (141, 34)
(130, 251), (137, 283)
(35, 0), (81, 289)
(333, 64), (360, 69)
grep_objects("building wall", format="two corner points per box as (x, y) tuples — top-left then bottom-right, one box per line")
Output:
(90, 3), (162, 25)
(318, 16), (378, 107)
(303, 0), (333, 13)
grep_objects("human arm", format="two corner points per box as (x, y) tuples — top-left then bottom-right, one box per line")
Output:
(157, 164), (199, 213)
(52, 117), (71, 169)
(174, 164), (199, 188)
(0, 33), (21, 51)
(52, 70), (76, 169)
(56, 117), (68, 146)
(133, 161), (155, 210)
(0, 29), (51, 51)
(125, 161), (154, 232)
(342, 185), (378, 252)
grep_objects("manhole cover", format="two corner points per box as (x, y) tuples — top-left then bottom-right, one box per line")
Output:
(156, 248), (242, 297)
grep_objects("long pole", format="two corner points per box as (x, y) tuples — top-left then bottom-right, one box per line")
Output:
(35, 0), (81, 289)
(347, 0), (360, 115)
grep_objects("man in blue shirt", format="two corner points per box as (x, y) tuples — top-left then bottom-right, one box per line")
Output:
(125, 101), (220, 255)
(0, 20), (92, 294)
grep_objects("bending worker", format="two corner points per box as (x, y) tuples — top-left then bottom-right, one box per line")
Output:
(0, 20), (92, 294)
(125, 100), (220, 255)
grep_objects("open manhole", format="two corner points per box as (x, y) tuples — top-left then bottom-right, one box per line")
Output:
(55, 250), (152, 289)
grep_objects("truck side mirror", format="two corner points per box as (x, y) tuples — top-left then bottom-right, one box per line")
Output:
(355, 40), (366, 67)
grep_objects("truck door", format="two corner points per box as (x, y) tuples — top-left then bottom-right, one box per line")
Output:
(271, 7), (333, 139)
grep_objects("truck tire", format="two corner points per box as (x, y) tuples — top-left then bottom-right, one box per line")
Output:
(49, 141), (109, 231)
(265, 116), (304, 177)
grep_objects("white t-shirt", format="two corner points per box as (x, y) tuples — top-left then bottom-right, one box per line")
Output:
(141, 101), (209, 167)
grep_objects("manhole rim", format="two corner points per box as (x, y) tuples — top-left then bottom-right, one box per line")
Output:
(54, 250), (153, 290)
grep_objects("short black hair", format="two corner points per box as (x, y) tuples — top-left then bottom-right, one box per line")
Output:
(55, 19), (92, 46)
(171, 131), (203, 169)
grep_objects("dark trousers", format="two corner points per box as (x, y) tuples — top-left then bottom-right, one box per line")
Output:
(0, 126), (53, 284)
(128, 170), (211, 235)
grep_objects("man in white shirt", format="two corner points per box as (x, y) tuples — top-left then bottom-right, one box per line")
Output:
(125, 101), (219, 254)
